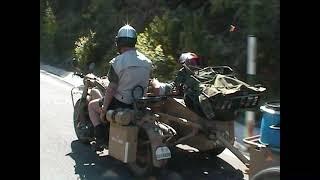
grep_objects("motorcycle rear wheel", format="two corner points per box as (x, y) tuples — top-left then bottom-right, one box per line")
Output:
(128, 129), (154, 177)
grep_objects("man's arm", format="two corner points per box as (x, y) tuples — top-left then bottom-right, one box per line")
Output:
(102, 65), (119, 112)
(173, 68), (186, 96)
(102, 82), (117, 111)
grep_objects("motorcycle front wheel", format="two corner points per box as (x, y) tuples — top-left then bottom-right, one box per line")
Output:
(73, 98), (94, 144)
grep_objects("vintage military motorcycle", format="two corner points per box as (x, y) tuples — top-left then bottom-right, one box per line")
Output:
(70, 65), (266, 177)
(70, 71), (172, 176)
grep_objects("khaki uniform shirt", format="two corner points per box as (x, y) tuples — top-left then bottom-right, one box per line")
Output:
(108, 49), (152, 104)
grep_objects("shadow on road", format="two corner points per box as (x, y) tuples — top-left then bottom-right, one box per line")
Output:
(167, 148), (244, 180)
(67, 140), (244, 180)
(67, 140), (132, 180)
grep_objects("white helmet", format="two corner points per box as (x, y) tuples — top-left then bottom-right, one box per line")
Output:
(115, 25), (137, 50)
(117, 24), (137, 39)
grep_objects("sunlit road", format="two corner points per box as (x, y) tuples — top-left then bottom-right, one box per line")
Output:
(40, 68), (248, 180)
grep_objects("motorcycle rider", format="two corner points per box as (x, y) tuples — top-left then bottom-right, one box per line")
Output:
(88, 24), (153, 151)
(149, 52), (201, 96)
(149, 52), (205, 116)
(171, 52), (205, 115)
(174, 52), (202, 94)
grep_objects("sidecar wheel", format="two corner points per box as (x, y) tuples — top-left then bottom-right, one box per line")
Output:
(73, 98), (94, 144)
(128, 129), (154, 177)
(252, 166), (280, 180)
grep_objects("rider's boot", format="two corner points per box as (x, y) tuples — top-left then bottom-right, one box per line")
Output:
(92, 124), (108, 151)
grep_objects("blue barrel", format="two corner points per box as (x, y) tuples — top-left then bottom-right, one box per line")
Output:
(259, 101), (280, 148)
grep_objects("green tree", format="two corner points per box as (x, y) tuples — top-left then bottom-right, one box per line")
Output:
(40, 1), (57, 59)
(74, 30), (97, 71)
(40, 0), (279, 98)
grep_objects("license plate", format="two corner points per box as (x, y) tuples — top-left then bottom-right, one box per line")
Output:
(155, 146), (171, 160)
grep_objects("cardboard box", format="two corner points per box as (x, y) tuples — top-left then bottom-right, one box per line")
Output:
(108, 122), (138, 163)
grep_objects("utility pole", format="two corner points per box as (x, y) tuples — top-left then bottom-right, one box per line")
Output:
(245, 0), (256, 137)
(246, 36), (257, 137)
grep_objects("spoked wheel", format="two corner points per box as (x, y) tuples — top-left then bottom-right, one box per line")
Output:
(73, 98), (94, 144)
(128, 129), (154, 177)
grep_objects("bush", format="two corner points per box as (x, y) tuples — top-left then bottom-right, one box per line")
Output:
(136, 15), (177, 81)
(40, 1), (57, 59)
(40, 0), (279, 99)
(74, 30), (97, 71)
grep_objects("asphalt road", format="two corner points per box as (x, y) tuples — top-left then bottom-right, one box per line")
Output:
(40, 69), (249, 180)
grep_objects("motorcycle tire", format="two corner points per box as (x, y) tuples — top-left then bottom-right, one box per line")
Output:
(73, 98), (94, 144)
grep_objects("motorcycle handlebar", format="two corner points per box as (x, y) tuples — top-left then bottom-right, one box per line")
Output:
(73, 72), (106, 90)
(73, 72), (85, 78)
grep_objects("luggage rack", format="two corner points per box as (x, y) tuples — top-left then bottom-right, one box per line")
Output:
(243, 135), (280, 153)
(206, 93), (264, 111)
(243, 135), (266, 148)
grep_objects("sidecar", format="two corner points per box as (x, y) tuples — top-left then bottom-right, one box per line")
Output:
(105, 92), (263, 176)
(148, 96), (235, 154)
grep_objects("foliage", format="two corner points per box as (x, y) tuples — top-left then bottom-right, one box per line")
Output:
(40, 0), (280, 99)
(74, 30), (97, 71)
(40, 1), (57, 59)
(136, 14), (176, 81)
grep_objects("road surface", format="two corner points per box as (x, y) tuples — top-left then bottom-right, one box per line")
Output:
(40, 67), (249, 180)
